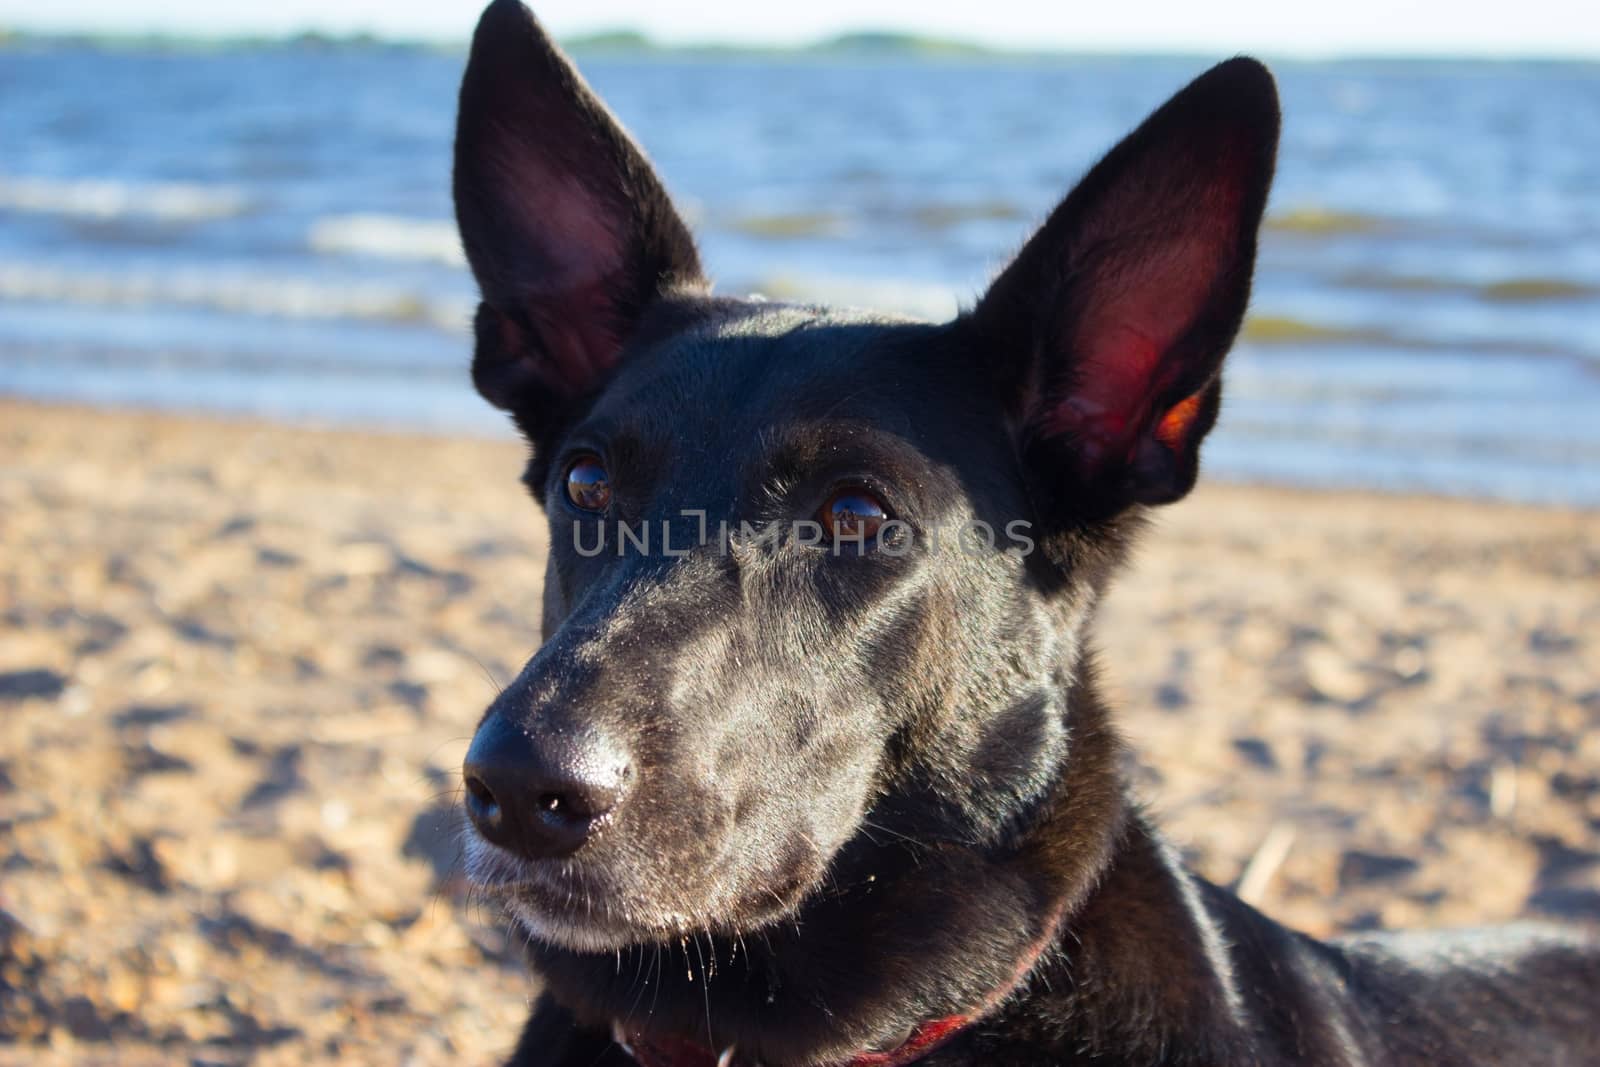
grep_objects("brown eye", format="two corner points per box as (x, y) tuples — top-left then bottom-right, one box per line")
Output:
(819, 488), (888, 541)
(565, 455), (611, 513)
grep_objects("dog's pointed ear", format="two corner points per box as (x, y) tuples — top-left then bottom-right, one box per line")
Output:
(454, 0), (704, 432)
(973, 58), (1278, 517)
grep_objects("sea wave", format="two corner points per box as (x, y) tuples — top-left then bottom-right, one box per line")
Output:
(1241, 316), (1393, 346)
(1333, 270), (1598, 303)
(906, 199), (1026, 230)
(0, 175), (251, 222)
(722, 199), (1025, 241)
(307, 213), (466, 266)
(728, 211), (851, 240)
(747, 273), (962, 321)
(1238, 313), (1588, 359)
(0, 262), (472, 331)
(1266, 207), (1393, 236)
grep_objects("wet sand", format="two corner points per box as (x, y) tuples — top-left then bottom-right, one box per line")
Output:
(1, 399), (1597, 1064)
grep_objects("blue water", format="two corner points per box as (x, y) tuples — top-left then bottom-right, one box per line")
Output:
(2, 43), (1599, 505)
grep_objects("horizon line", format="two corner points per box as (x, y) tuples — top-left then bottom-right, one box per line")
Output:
(2, 23), (1599, 64)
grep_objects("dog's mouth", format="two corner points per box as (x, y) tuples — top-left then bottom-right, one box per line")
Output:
(463, 828), (826, 953)
(456, 710), (879, 953)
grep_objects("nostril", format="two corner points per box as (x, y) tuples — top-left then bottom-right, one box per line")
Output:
(535, 780), (621, 823)
(464, 774), (501, 825)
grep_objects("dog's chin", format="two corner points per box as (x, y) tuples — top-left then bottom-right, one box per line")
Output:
(503, 893), (653, 954)
(464, 834), (820, 954)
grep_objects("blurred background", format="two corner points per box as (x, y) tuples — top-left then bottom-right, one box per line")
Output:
(2, 4), (1598, 1065)
(1, 0), (1598, 503)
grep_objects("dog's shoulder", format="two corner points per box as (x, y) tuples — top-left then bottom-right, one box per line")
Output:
(1332, 922), (1600, 1061)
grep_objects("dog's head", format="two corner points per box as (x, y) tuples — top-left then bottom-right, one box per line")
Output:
(454, 0), (1278, 955)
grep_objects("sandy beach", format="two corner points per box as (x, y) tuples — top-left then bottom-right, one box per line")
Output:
(1, 398), (1597, 1066)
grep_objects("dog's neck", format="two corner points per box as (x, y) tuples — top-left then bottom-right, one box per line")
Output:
(614, 870), (1075, 1067)
(615, 1004), (981, 1067)
(525, 666), (1136, 1065)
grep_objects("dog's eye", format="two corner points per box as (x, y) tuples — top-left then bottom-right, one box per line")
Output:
(819, 488), (888, 541)
(565, 455), (612, 513)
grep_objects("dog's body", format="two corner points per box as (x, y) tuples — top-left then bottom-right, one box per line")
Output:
(448, 3), (1600, 1063)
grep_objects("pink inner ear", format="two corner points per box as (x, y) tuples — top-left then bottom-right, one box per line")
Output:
(492, 139), (632, 395)
(524, 277), (626, 396)
(1040, 150), (1247, 471)
(494, 138), (626, 294)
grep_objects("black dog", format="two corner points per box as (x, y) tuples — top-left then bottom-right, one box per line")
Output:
(450, 3), (1600, 1063)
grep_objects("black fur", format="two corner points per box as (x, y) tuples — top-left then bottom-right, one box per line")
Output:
(449, 3), (1600, 1064)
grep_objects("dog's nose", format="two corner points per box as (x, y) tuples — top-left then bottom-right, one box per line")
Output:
(462, 715), (631, 859)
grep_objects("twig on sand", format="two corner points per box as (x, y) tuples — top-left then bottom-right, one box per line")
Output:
(1490, 761), (1518, 821)
(1236, 822), (1297, 906)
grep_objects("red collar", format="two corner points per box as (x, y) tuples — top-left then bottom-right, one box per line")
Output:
(612, 895), (1067, 1067)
